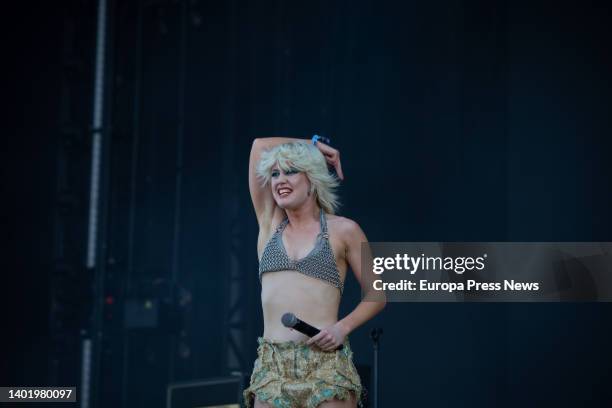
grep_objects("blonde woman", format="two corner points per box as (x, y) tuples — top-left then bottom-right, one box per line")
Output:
(244, 137), (385, 408)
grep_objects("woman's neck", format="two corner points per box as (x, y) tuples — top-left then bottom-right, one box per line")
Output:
(285, 203), (321, 230)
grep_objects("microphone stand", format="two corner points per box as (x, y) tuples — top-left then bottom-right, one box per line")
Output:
(370, 328), (383, 408)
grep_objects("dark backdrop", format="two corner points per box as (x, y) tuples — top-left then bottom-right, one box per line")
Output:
(5, 0), (612, 407)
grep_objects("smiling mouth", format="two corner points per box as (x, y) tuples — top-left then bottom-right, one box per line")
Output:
(278, 188), (292, 197)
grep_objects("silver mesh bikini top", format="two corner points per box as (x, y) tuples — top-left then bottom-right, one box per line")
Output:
(259, 210), (343, 293)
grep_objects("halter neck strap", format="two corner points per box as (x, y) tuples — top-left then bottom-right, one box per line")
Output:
(276, 209), (328, 234)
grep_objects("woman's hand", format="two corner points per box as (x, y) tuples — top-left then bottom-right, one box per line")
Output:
(315, 142), (344, 181)
(306, 321), (348, 351)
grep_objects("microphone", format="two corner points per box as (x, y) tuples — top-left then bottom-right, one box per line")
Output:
(281, 312), (343, 350)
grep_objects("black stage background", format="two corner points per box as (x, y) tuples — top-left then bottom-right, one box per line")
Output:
(5, 0), (612, 407)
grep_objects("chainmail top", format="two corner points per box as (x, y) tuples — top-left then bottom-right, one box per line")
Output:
(259, 210), (344, 293)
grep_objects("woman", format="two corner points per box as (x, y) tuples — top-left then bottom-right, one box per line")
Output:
(244, 137), (385, 408)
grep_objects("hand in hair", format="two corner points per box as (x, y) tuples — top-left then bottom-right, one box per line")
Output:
(315, 141), (344, 181)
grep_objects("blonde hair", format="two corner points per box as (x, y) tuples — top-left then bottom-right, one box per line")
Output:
(256, 141), (341, 214)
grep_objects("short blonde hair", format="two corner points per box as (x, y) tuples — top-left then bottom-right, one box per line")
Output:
(256, 141), (341, 214)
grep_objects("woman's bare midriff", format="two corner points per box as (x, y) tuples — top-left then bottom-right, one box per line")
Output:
(261, 270), (341, 342)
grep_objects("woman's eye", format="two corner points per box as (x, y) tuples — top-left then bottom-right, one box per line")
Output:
(271, 171), (279, 177)
(285, 169), (299, 175)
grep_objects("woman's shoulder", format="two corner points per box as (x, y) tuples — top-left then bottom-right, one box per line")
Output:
(326, 213), (362, 238)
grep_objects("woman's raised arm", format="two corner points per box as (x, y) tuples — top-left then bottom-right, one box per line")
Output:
(249, 137), (303, 227)
(249, 137), (345, 227)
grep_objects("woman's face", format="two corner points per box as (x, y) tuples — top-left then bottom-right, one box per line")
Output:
(270, 163), (312, 210)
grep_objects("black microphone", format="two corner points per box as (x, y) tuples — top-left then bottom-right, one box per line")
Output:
(281, 312), (343, 350)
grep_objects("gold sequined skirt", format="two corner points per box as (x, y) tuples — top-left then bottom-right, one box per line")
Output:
(243, 337), (363, 408)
